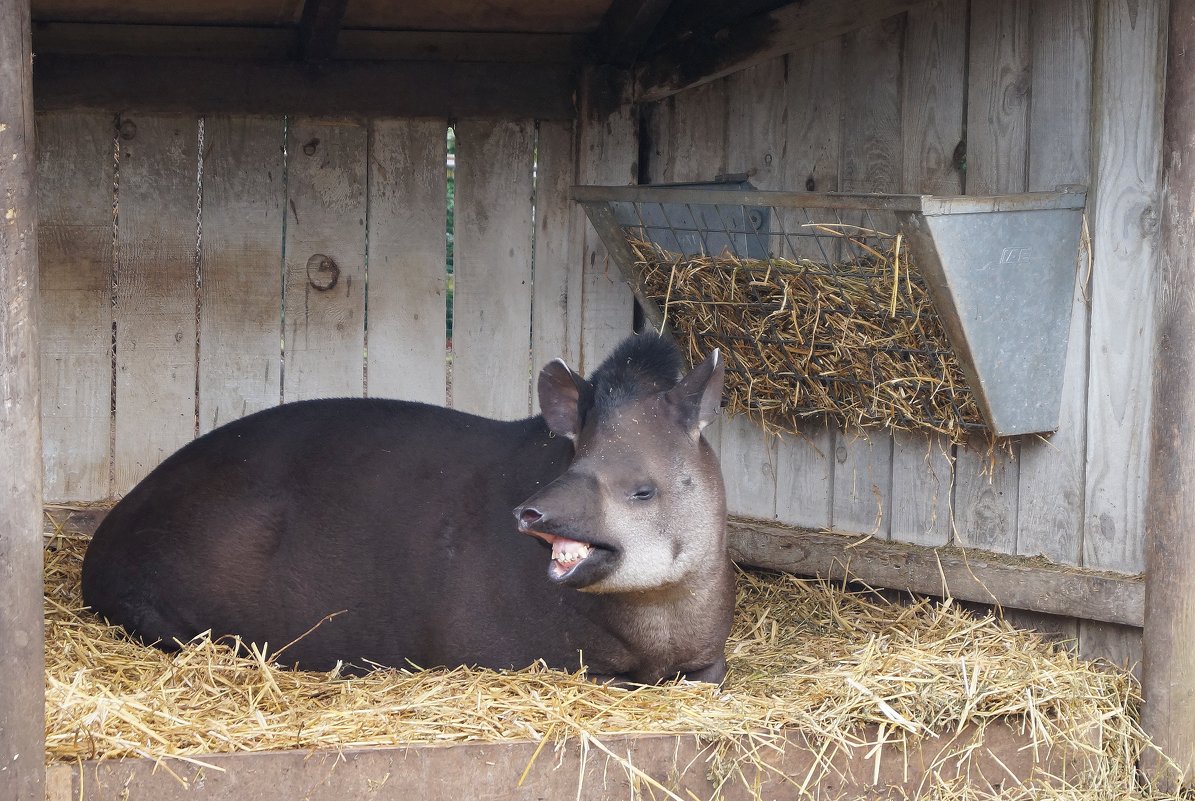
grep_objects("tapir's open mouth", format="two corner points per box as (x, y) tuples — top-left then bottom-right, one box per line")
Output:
(521, 529), (615, 586)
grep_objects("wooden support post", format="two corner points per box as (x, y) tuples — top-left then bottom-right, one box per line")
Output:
(1145, 0), (1195, 788)
(0, 0), (45, 798)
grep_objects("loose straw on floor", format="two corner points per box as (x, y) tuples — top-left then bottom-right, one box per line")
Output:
(43, 511), (1170, 799)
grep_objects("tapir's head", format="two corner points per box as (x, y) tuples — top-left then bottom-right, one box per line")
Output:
(514, 333), (727, 593)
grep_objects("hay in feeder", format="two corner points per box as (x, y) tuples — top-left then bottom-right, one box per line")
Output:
(43, 509), (1165, 799)
(630, 231), (987, 442)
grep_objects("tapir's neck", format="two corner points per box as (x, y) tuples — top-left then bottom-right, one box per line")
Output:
(587, 541), (736, 684)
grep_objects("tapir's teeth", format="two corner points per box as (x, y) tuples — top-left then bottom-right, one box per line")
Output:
(551, 540), (593, 565)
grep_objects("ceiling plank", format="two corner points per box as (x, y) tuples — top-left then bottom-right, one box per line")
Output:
(33, 22), (296, 58)
(298, 0), (348, 62)
(636, 0), (934, 101)
(34, 54), (576, 119)
(335, 30), (583, 63)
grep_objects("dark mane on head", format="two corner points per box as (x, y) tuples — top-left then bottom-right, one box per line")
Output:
(588, 333), (683, 414)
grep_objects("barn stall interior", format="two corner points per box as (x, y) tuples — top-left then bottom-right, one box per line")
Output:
(3, 0), (1195, 798)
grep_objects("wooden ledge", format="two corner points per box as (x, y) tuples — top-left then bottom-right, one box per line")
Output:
(45, 721), (1089, 801)
(728, 517), (1144, 628)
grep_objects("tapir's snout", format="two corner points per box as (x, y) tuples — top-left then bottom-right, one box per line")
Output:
(512, 486), (618, 590)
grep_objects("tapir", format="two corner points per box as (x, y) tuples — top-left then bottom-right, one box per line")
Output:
(82, 333), (735, 684)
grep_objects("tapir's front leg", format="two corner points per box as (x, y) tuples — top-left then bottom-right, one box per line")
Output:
(677, 654), (727, 685)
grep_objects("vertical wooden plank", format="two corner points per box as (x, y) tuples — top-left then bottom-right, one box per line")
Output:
(1017, 0), (1092, 562)
(953, 453), (1018, 551)
(113, 114), (199, 493)
(36, 111), (114, 500)
(452, 119), (535, 419)
(718, 62), (785, 520)
(666, 81), (728, 184)
(840, 17), (906, 194)
(0, 1), (45, 795)
(1084, 0), (1163, 575)
(367, 119), (448, 406)
(901, 1), (967, 196)
(199, 115), (284, 433)
(892, 0), (967, 546)
(1098, 0), (1168, 766)
(833, 17), (904, 536)
(667, 79), (730, 457)
(532, 120), (581, 376)
(954, 0), (1031, 552)
(890, 436), (954, 545)
(773, 40), (842, 531)
(1081, 621), (1141, 680)
(965, 0), (1032, 195)
(1009, 0), (1095, 643)
(641, 97), (675, 185)
(283, 118), (367, 402)
(576, 71), (637, 374)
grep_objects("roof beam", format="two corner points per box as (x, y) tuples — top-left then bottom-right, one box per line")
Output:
(32, 23), (585, 64)
(34, 54), (576, 119)
(635, 0), (934, 101)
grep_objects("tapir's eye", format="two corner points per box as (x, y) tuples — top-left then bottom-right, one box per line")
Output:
(630, 485), (657, 501)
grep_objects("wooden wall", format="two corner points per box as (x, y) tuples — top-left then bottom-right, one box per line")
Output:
(637, 0), (1163, 670)
(35, 110), (633, 498)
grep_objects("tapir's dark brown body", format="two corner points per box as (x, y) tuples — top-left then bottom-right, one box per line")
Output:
(82, 334), (734, 684)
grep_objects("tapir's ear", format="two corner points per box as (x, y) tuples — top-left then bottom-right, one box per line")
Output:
(538, 359), (591, 440)
(664, 349), (725, 437)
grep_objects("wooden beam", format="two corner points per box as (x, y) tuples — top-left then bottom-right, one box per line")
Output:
(635, 0), (934, 102)
(335, 30), (583, 63)
(32, 22), (296, 59)
(1144, 0), (1195, 789)
(32, 23), (584, 64)
(591, 0), (673, 66)
(298, 0), (348, 62)
(33, 54), (576, 119)
(0, 0), (46, 798)
(727, 518), (1144, 628)
(44, 722), (1084, 801)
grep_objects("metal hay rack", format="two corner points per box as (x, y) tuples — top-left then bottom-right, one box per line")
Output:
(574, 179), (1087, 439)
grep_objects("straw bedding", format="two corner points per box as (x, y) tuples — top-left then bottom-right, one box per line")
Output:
(43, 511), (1165, 799)
(631, 233), (987, 443)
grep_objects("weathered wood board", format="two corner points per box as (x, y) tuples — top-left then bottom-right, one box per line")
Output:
(451, 119), (535, 419)
(282, 118), (368, 403)
(366, 119), (448, 406)
(575, 69), (637, 375)
(1080, 0), (1165, 668)
(531, 119), (581, 376)
(36, 111), (114, 501)
(832, 18), (903, 538)
(43, 722), (1090, 801)
(891, 0), (966, 547)
(0, 6), (45, 795)
(198, 115), (285, 433)
(112, 114), (199, 494)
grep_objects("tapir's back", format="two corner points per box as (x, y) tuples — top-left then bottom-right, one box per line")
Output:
(82, 397), (575, 672)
